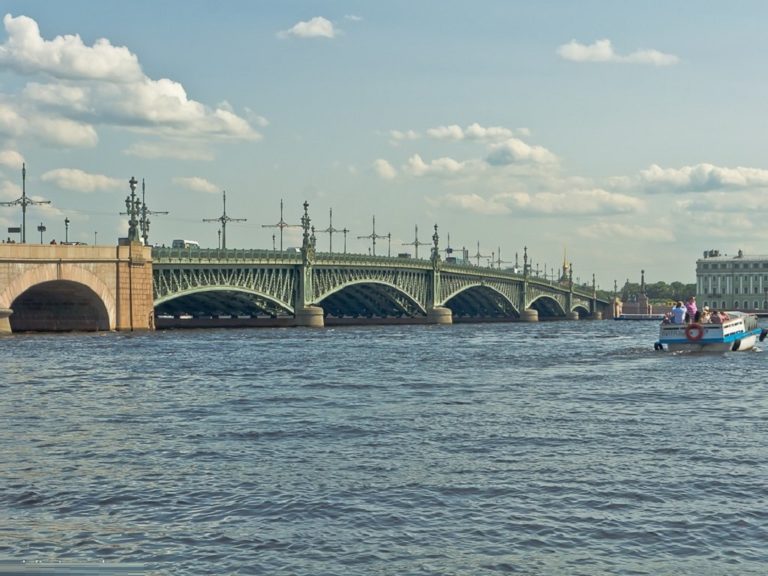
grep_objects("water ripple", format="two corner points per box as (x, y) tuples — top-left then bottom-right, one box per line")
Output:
(1, 321), (766, 574)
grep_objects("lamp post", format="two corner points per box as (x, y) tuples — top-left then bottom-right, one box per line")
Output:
(64, 217), (70, 243)
(37, 222), (46, 243)
(94, 231), (98, 245)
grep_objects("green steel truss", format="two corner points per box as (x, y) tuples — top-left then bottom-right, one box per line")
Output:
(152, 248), (606, 319)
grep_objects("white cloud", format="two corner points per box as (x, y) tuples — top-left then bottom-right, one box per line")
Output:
(173, 176), (219, 193)
(0, 149), (23, 168)
(464, 123), (515, 142)
(344, 15), (363, 22)
(41, 168), (121, 192)
(389, 129), (419, 143)
(444, 193), (511, 215)
(486, 138), (558, 165)
(373, 159), (397, 180)
(440, 188), (643, 217)
(405, 153), (473, 177)
(426, 123), (521, 142)
(558, 39), (679, 66)
(0, 14), (261, 148)
(639, 163), (768, 193)
(279, 17), (336, 39)
(0, 14), (143, 81)
(30, 115), (98, 147)
(426, 124), (464, 141)
(578, 222), (675, 241)
(514, 188), (643, 214)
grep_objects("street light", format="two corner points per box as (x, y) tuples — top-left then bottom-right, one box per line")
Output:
(64, 217), (70, 243)
(37, 222), (46, 243)
(94, 231), (98, 245)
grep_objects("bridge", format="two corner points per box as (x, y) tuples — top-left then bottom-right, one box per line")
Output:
(152, 243), (607, 329)
(0, 235), (608, 335)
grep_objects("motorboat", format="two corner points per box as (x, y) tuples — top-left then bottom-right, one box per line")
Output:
(655, 311), (767, 352)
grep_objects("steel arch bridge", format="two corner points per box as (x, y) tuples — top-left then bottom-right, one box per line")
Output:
(152, 247), (608, 326)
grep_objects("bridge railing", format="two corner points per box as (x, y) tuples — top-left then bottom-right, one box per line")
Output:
(152, 247), (303, 264)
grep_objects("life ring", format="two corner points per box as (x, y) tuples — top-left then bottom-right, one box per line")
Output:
(685, 323), (704, 341)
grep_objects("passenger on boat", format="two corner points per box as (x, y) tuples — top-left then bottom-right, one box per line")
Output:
(685, 296), (697, 324)
(709, 310), (728, 324)
(700, 306), (711, 323)
(671, 301), (686, 324)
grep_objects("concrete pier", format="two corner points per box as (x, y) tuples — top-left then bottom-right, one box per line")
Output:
(427, 306), (453, 325)
(520, 309), (539, 322)
(0, 308), (12, 334)
(295, 305), (325, 327)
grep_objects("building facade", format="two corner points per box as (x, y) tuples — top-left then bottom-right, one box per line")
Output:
(696, 249), (768, 311)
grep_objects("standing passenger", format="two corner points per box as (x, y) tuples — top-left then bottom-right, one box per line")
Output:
(672, 301), (686, 324)
(685, 296), (698, 324)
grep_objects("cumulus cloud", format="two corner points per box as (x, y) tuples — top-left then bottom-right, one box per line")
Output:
(486, 138), (558, 165)
(425, 123), (521, 143)
(444, 193), (511, 215)
(373, 158), (397, 180)
(0, 14), (143, 81)
(577, 222), (675, 241)
(639, 163), (768, 193)
(279, 17), (336, 39)
(445, 188), (643, 217)
(405, 153), (474, 177)
(0, 149), (23, 168)
(558, 39), (679, 66)
(41, 168), (122, 192)
(513, 188), (643, 214)
(426, 124), (464, 141)
(173, 176), (219, 193)
(389, 129), (419, 144)
(0, 14), (261, 149)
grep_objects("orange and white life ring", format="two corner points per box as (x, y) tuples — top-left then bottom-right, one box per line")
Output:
(685, 323), (704, 341)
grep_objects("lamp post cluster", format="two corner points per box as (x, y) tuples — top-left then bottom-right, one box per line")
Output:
(0, 163), (51, 243)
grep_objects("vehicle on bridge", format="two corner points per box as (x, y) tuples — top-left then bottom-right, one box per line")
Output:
(655, 311), (767, 352)
(172, 239), (200, 249)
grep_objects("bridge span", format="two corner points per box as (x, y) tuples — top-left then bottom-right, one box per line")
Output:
(0, 237), (609, 333)
(152, 245), (609, 329)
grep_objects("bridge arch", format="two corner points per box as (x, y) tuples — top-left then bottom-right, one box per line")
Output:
(1, 264), (115, 331)
(154, 286), (294, 317)
(316, 279), (427, 318)
(527, 294), (567, 319)
(570, 303), (592, 319)
(444, 283), (519, 319)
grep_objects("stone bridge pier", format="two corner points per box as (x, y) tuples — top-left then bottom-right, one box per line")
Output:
(0, 243), (153, 334)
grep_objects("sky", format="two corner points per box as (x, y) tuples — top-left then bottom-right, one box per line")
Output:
(2, 1), (768, 287)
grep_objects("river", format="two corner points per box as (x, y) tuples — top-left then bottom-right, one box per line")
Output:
(1, 320), (766, 575)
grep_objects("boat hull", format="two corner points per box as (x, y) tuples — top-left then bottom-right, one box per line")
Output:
(655, 312), (764, 353)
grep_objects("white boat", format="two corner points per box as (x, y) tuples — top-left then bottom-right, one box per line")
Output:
(655, 311), (767, 352)
(656, 312), (766, 352)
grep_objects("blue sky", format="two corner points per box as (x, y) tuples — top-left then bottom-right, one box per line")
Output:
(2, 1), (768, 286)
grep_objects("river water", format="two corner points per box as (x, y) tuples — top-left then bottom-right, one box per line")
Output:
(1, 320), (766, 575)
